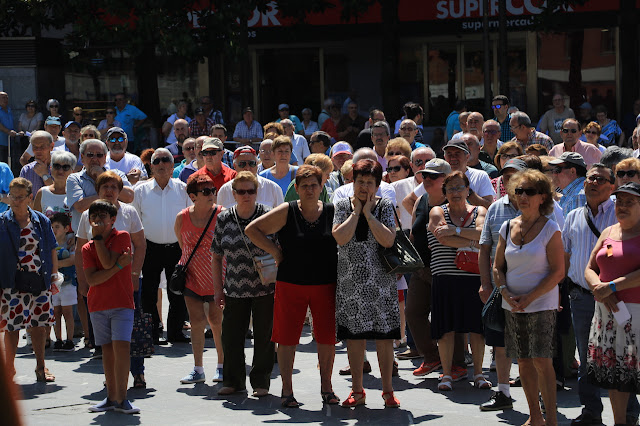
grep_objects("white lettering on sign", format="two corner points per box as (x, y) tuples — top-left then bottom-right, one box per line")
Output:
(247, 1), (281, 27)
(436, 0), (552, 19)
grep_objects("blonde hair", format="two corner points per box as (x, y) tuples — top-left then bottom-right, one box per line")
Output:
(232, 171), (259, 190)
(304, 153), (333, 175)
(385, 137), (412, 159)
(340, 159), (353, 176)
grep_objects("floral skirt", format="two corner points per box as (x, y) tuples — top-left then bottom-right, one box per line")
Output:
(587, 301), (640, 394)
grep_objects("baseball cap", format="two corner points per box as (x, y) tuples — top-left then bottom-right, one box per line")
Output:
(613, 182), (640, 198)
(442, 139), (470, 155)
(416, 158), (452, 176)
(242, 107), (253, 114)
(579, 102), (592, 110)
(202, 137), (224, 151)
(549, 152), (587, 169)
(331, 142), (353, 158)
(64, 121), (81, 130)
(500, 158), (527, 174)
(45, 116), (61, 126)
(278, 103), (289, 111)
(195, 107), (204, 115)
(105, 127), (127, 140)
(233, 145), (256, 159)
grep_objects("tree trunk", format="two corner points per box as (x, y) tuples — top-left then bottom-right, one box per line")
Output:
(567, 30), (584, 111)
(135, 43), (161, 147)
(619, 1), (638, 121)
(380, 0), (399, 121)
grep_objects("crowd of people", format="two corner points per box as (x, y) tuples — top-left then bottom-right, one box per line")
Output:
(2, 89), (640, 425)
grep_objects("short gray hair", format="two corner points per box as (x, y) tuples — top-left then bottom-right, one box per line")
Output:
(601, 146), (633, 170)
(51, 151), (77, 169)
(80, 139), (108, 155)
(280, 119), (293, 126)
(511, 111), (531, 127)
(411, 146), (436, 161)
(353, 147), (377, 163)
(30, 130), (53, 145)
(151, 148), (173, 163)
(372, 121), (390, 136)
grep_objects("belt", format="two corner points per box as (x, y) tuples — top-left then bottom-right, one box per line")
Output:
(146, 240), (180, 248)
(567, 278), (591, 295)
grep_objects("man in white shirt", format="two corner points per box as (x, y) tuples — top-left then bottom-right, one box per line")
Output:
(331, 147), (396, 205)
(281, 118), (309, 165)
(132, 147), (192, 345)
(217, 145), (284, 208)
(371, 121), (390, 170)
(391, 147), (435, 229)
(104, 127), (147, 185)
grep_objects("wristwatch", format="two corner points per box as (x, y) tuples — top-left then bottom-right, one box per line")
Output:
(455, 226), (461, 235)
(42, 174), (51, 181)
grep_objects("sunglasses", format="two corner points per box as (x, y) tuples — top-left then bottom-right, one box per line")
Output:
(491, 104), (505, 109)
(233, 188), (257, 195)
(399, 126), (416, 131)
(387, 151), (403, 156)
(183, 146), (195, 151)
(514, 187), (539, 196)
(52, 163), (72, 171)
(445, 185), (467, 193)
(84, 152), (105, 158)
(584, 130), (599, 135)
(193, 187), (217, 196)
(108, 137), (125, 143)
(236, 160), (257, 168)
(106, 111), (115, 114)
(50, 105), (59, 108)
(83, 133), (96, 139)
(202, 150), (221, 156)
(552, 165), (571, 174)
(586, 175), (612, 185)
(616, 170), (639, 178)
(26, 104), (36, 108)
(423, 173), (444, 180)
(562, 128), (579, 134)
(413, 159), (425, 167)
(151, 157), (173, 165)
(386, 166), (403, 173)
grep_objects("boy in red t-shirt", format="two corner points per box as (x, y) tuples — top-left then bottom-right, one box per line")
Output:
(82, 199), (139, 414)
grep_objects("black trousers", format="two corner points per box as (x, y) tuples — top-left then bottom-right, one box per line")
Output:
(141, 240), (186, 341)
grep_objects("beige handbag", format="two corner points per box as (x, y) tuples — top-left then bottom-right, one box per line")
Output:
(233, 208), (278, 285)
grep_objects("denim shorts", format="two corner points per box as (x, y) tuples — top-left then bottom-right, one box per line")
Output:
(89, 308), (134, 346)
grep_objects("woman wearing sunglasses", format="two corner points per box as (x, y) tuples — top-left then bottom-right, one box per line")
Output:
(46, 99), (63, 122)
(175, 174), (224, 385)
(18, 100), (43, 134)
(383, 155), (412, 184)
(211, 172), (275, 396)
(33, 150), (75, 220)
(582, 121), (606, 153)
(493, 169), (564, 426)
(491, 142), (524, 199)
(614, 158), (640, 187)
(80, 125), (101, 142)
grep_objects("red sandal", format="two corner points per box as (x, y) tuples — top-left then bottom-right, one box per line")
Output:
(341, 390), (366, 407)
(382, 391), (400, 408)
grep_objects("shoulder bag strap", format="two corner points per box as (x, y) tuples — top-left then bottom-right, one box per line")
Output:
(182, 207), (217, 269)
(583, 205), (601, 238)
(233, 207), (263, 272)
(461, 207), (475, 227)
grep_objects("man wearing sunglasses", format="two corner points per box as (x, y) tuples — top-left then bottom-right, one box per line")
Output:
(549, 118), (601, 169)
(216, 145), (283, 209)
(397, 119), (426, 151)
(491, 95), (515, 142)
(549, 152), (588, 218)
(173, 138), (197, 179)
(509, 111), (554, 153)
(132, 147), (192, 345)
(104, 127), (147, 185)
(191, 137), (237, 193)
(66, 139), (133, 232)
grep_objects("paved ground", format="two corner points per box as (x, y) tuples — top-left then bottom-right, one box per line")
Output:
(14, 305), (615, 425)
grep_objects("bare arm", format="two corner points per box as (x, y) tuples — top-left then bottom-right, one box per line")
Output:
(332, 198), (360, 246)
(118, 187), (134, 203)
(429, 206), (484, 247)
(130, 230), (146, 291)
(174, 211), (184, 248)
(161, 121), (172, 139)
(19, 150), (32, 167)
(402, 192), (418, 219)
(468, 192), (492, 208)
(478, 244), (493, 303)
(51, 249), (58, 275)
(366, 198), (396, 248)
(245, 202), (288, 264)
(33, 188), (44, 212)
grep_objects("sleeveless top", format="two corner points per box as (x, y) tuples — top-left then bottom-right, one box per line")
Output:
(426, 204), (479, 276)
(596, 232), (640, 303)
(179, 206), (221, 296)
(40, 187), (69, 219)
(277, 201), (337, 285)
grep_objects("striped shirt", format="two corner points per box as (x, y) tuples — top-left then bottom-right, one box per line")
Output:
(427, 205), (479, 276)
(562, 198), (616, 290)
(479, 196), (519, 259)
(559, 177), (586, 217)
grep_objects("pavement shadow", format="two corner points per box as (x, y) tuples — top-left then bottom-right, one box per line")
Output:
(19, 383), (65, 400)
(88, 411), (141, 425)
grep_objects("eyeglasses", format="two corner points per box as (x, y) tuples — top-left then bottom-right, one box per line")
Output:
(514, 187), (539, 196)
(445, 185), (467, 193)
(387, 151), (402, 156)
(584, 130), (599, 135)
(616, 198), (640, 208)
(193, 187), (217, 196)
(89, 212), (110, 221)
(52, 163), (72, 171)
(400, 126), (416, 131)
(233, 188), (257, 195)
(201, 150), (221, 156)
(83, 133), (96, 139)
(413, 159), (425, 167)
(108, 137), (125, 143)
(509, 124), (522, 131)
(151, 157), (173, 165)
(183, 146), (195, 151)
(106, 111), (115, 114)
(483, 129), (500, 135)
(386, 166), (403, 173)
(423, 173), (444, 180)
(84, 152), (105, 158)
(586, 175), (612, 185)
(74, 113), (82, 116)
(8, 194), (29, 201)
(562, 128), (579, 134)
(552, 165), (571, 174)
(491, 104), (505, 109)
(616, 170), (639, 178)
(236, 160), (257, 168)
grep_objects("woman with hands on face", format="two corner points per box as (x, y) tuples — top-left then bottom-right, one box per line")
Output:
(585, 182), (640, 426)
(332, 159), (400, 408)
(492, 169), (564, 426)
(427, 171), (488, 392)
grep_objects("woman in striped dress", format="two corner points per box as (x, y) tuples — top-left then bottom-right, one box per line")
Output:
(175, 174), (223, 384)
(427, 171), (488, 392)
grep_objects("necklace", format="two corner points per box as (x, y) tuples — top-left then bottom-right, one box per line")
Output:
(519, 215), (542, 249)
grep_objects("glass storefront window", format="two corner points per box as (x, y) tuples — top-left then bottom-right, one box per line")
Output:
(427, 45), (457, 126)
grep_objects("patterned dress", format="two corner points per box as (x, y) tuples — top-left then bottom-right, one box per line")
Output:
(333, 197), (400, 340)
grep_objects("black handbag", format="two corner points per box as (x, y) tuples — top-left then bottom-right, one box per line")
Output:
(482, 285), (505, 332)
(7, 218), (46, 295)
(377, 204), (424, 275)
(169, 207), (218, 296)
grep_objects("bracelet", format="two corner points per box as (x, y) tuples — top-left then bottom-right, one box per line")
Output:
(498, 285), (507, 293)
(609, 281), (617, 292)
(115, 262), (123, 270)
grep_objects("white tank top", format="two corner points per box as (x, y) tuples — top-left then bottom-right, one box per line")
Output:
(40, 186), (69, 219)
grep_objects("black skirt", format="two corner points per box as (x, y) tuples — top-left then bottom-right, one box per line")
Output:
(430, 274), (484, 340)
